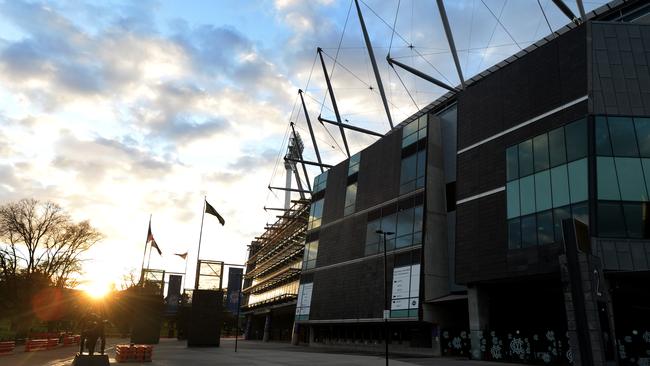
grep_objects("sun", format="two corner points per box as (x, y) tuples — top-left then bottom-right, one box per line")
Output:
(84, 280), (112, 299)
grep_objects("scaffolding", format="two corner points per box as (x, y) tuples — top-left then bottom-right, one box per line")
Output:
(242, 199), (309, 312)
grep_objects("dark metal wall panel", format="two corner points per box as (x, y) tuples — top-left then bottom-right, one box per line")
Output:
(321, 160), (347, 225)
(457, 25), (587, 151)
(315, 214), (366, 268)
(455, 192), (508, 284)
(310, 256), (386, 320)
(356, 130), (402, 211)
(309, 248), (420, 321)
(590, 22), (650, 116)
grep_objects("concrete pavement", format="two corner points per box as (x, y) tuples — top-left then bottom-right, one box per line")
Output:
(1, 338), (526, 366)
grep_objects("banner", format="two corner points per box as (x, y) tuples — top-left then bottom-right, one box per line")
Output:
(226, 267), (244, 314)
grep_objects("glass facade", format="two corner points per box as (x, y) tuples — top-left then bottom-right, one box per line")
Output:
(365, 196), (423, 255)
(344, 182), (357, 216)
(308, 198), (324, 230)
(303, 240), (318, 269)
(348, 153), (360, 175)
(506, 119), (588, 249)
(596, 116), (650, 238)
(400, 149), (426, 195)
(313, 171), (328, 193)
(402, 114), (427, 148)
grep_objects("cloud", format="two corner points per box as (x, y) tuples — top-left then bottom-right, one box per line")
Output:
(51, 131), (174, 184)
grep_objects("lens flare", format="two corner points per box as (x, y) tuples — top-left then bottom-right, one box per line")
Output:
(84, 281), (111, 299)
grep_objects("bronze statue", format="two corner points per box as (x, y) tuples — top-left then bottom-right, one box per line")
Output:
(79, 313), (106, 355)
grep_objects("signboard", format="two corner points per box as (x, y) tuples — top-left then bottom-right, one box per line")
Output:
(391, 264), (420, 311)
(225, 267), (243, 314)
(295, 283), (313, 319)
(165, 274), (182, 313)
(168, 275), (182, 299)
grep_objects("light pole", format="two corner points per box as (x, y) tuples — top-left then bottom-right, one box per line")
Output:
(376, 229), (394, 366)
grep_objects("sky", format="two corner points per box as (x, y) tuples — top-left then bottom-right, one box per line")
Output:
(0, 0), (609, 293)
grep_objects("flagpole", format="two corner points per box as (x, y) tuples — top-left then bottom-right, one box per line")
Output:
(194, 196), (207, 289)
(147, 244), (153, 270)
(139, 214), (152, 284)
(182, 254), (189, 291)
(235, 290), (241, 352)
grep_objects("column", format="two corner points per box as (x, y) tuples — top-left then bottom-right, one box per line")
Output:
(291, 322), (300, 345)
(262, 313), (271, 342)
(468, 285), (489, 360)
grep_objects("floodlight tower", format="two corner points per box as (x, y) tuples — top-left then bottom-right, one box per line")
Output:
(284, 131), (306, 209)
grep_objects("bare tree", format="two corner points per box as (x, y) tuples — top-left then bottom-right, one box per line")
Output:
(0, 199), (103, 334)
(0, 198), (102, 287)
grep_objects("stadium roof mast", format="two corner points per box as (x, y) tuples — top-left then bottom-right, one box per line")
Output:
(436, 0), (466, 89)
(298, 89), (324, 173)
(551, 0), (582, 23)
(317, 47), (351, 158)
(354, 0), (394, 129)
(318, 116), (384, 137)
(385, 0), (465, 93)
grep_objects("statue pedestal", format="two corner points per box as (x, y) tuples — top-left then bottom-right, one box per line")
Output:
(71, 353), (110, 366)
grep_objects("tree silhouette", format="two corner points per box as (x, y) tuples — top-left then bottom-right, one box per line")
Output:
(0, 198), (102, 335)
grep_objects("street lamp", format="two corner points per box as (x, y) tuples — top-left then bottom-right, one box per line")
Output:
(376, 229), (394, 366)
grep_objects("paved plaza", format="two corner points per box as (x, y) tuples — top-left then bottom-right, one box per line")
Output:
(0, 338), (527, 366)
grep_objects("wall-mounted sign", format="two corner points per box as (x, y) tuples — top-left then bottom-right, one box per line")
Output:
(391, 264), (420, 312)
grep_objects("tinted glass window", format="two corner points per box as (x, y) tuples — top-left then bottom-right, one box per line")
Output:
(313, 172), (328, 193)
(535, 170), (552, 212)
(344, 183), (357, 215)
(548, 127), (567, 167)
(595, 116), (613, 156)
(533, 134), (549, 172)
(571, 202), (589, 226)
(597, 157), (621, 200)
(553, 206), (571, 242)
(381, 214), (397, 250)
(615, 157), (648, 201)
(348, 153), (360, 175)
(518, 140), (534, 177)
(413, 205), (424, 245)
(396, 207), (414, 248)
(537, 210), (554, 245)
(401, 154), (416, 182)
(551, 165), (571, 208)
(308, 199), (324, 230)
(416, 149), (426, 189)
(506, 181), (520, 219)
(365, 219), (380, 255)
(521, 215), (537, 247)
(565, 119), (587, 161)
(609, 116), (639, 157)
(508, 218), (521, 249)
(598, 202), (626, 237)
(506, 146), (519, 181)
(519, 175), (536, 215)
(635, 117), (650, 157)
(643, 159), (650, 198)
(568, 158), (588, 203)
(622, 203), (645, 238)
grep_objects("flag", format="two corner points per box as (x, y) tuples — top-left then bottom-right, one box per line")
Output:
(205, 200), (225, 226)
(147, 220), (162, 255)
(151, 239), (162, 256)
(146, 220), (154, 243)
(174, 252), (188, 260)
